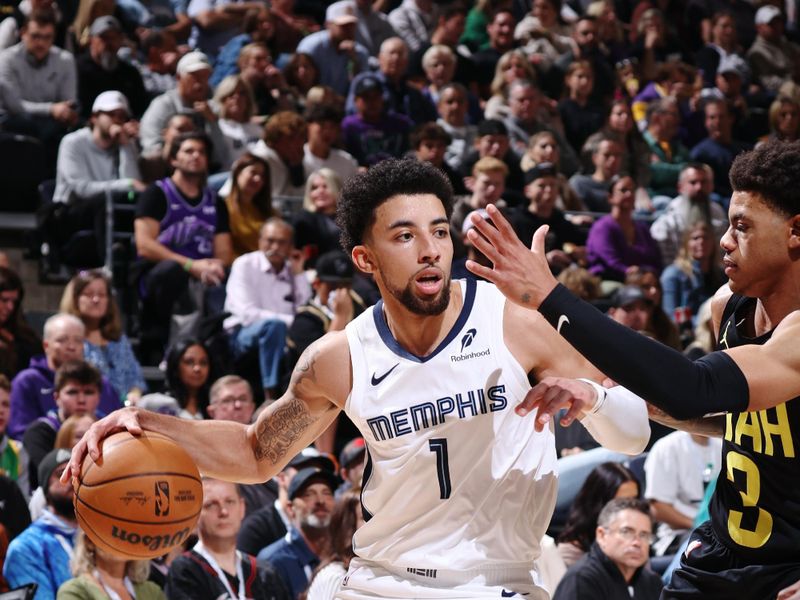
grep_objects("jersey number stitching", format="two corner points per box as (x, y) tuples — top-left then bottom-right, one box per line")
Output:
(429, 438), (452, 500)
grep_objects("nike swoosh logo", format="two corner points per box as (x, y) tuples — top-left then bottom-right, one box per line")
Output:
(557, 315), (570, 334)
(371, 363), (399, 386)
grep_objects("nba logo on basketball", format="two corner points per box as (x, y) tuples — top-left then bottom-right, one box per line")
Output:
(155, 481), (170, 516)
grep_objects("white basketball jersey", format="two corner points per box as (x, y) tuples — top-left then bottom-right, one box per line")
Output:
(344, 279), (558, 571)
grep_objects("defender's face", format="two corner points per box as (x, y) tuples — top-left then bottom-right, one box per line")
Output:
(720, 191), (795, 296)
(357, 194), (453, 316)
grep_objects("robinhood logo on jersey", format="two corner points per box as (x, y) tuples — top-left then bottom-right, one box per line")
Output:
(451, 328), (491, 362)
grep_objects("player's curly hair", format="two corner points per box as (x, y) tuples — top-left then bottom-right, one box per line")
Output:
(336, 158), (454, 252)
(730, 141), (800, 217)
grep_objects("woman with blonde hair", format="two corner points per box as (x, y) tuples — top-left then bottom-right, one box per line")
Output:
(292, 168), (342, 268)
(224, 152), (276, 256)
(213, 75), (261, 163)
(59, 270), (146, 404)
(759, 95), (800, 145)
(484, 50), (537, 120)
(57, 530), (164, 599)
(421, 45), (457, 107)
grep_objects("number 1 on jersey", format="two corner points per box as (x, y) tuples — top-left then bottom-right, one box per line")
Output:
(429, 438), (452, 499)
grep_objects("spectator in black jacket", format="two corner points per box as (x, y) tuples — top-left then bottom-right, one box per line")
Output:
(554, 498), (663, 600)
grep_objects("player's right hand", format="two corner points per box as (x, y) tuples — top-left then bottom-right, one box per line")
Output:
(61, 407), (143, 484)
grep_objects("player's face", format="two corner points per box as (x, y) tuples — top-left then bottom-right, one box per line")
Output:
(291, 482), (335, 529)
(357, 194), (453, 316)
(200, 479), (245, 541)
(597, 509), (652, 572)
(720, 191), (798, 296)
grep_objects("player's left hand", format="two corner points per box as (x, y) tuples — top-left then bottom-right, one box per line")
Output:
(516, 377), (599, 432)
(465, 204), (558, 309)
(777, 580), (800, 600)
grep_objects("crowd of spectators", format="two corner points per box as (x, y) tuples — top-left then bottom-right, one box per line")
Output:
(1, 0), (798, 593)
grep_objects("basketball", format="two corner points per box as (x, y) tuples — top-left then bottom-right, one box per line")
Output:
(74, 430), (203, 560)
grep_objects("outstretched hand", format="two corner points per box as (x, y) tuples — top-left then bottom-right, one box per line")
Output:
(465, 204), (559, 309)
(516, 377), (599, 432)
(61, 407), (143, 484)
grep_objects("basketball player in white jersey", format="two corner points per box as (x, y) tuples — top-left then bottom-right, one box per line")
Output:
(65, 159), (650, 599)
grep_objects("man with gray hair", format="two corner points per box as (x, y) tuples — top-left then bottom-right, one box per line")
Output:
(554, 497), (663, 599)
(8, 313), (119, 439)
(502, 79), (579, 175)
(208, 375), (256, 425)
(650, 162), (728, 264)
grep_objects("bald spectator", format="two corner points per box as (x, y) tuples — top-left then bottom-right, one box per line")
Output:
(326, 0), (396, 58)
(8, 314), (118, 440)
(296, 3), (369, 97)
(140, 51), (232, 170)
(747, 5), (800, 93)
(388, 0), (437, 53)
(346, 37), (437, 125)
(76, 16), (148, 119)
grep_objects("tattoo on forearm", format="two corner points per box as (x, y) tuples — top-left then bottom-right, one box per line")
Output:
(253, 346), (321, 462)
(254, 397), (316, 461)
(648, 404), (725, 438)
(521, 292), (531, 304)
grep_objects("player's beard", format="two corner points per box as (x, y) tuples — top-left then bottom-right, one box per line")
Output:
(385, 273), (451, 316)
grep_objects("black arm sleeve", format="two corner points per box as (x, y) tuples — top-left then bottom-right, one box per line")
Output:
(538, 284), (749, 420)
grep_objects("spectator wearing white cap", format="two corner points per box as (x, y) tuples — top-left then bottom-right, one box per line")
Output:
(52, 90), (145, 259)
(747, 4), (800, 93)
(296, 3), (369, 96)
(187, 0), (264, 59)
(140, 50), (232, 170)
(76, 15), (148, 120)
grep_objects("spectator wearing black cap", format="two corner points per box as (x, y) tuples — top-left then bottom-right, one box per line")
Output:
(76, 15), (148, 120)
(303, 105), (358, 184)
(608, 285), (655, 335)
(341, 73), (412, 166)
(459, 118), (526, 203)
(509, 162), (586, 272)
(4, 448), (75, 597)
(257, 467), (338, 599)
(284, 249), (367, 380)
(336, 437), (366, 498)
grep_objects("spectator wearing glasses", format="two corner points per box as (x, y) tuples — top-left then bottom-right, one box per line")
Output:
(553, 498), (664, 599)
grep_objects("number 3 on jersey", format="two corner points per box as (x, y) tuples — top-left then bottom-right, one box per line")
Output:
(429, 438), (452, 499)
(726, 450), (773, 548)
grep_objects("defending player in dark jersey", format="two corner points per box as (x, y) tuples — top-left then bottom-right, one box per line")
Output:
(467, 141), (800, 599)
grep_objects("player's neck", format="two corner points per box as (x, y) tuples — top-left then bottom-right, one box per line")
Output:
(755, 279), (800, 334)
(382, 282), (463, 357)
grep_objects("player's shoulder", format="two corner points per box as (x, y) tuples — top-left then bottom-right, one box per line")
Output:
(297, 330), (352, 407)
(771, 309), (800, 340)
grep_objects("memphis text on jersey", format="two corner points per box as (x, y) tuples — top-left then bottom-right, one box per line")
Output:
(366, 385), (509, 441)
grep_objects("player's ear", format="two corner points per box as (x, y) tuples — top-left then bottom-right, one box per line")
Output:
(788, 214), (800, 249)
(351, 245), (374, 274)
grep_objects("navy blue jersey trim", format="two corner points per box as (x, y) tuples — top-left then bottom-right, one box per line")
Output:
(360, 444), (374, 523)
(371, 278), (477, 363)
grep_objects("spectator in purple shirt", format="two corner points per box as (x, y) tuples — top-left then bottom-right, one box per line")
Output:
(586, 175), (662, 282)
